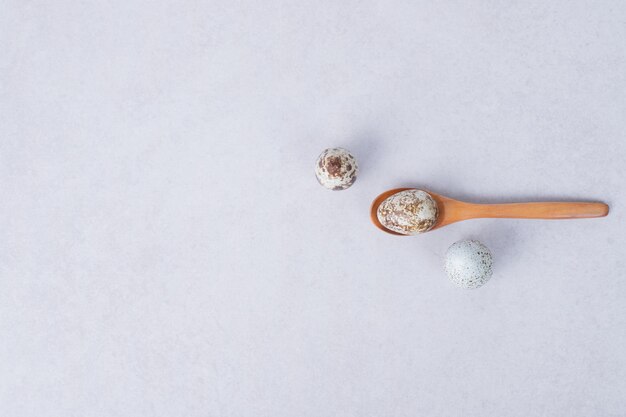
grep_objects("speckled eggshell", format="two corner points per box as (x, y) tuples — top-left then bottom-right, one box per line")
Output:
(377, 189), (439, 235)
(444, 240), (494, 289)
(314, 148), (358, 190)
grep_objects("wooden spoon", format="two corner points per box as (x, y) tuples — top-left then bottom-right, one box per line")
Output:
(371, 188), (609, 235)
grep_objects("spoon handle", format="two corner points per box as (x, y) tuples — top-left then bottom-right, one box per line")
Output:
(466, 202), (609, 220)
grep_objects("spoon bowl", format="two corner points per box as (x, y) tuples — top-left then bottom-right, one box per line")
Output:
(371, 188), (609, 235)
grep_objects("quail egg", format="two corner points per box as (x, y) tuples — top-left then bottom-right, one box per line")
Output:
(377, 189), (439, 235)
(444, 240), (494, 289)
(315, 148), (358, 190)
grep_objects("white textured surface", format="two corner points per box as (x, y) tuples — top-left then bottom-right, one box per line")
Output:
(1, 1), (626, 416)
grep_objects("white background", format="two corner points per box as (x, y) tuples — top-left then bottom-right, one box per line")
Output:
(1, 1), (625, 416)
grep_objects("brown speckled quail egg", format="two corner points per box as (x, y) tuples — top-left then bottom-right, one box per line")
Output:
(444, 240), (493, 289)
(315, 148), (358, 190)
(377, 189), (439, 235)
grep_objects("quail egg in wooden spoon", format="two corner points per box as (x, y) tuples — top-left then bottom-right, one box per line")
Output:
(371, 188), (609, 235)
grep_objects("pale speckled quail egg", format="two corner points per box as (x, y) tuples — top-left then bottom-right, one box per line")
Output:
(377, 189), (438, 235)
(315, 148), (358, 190)
(444, 240), (493, 289)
